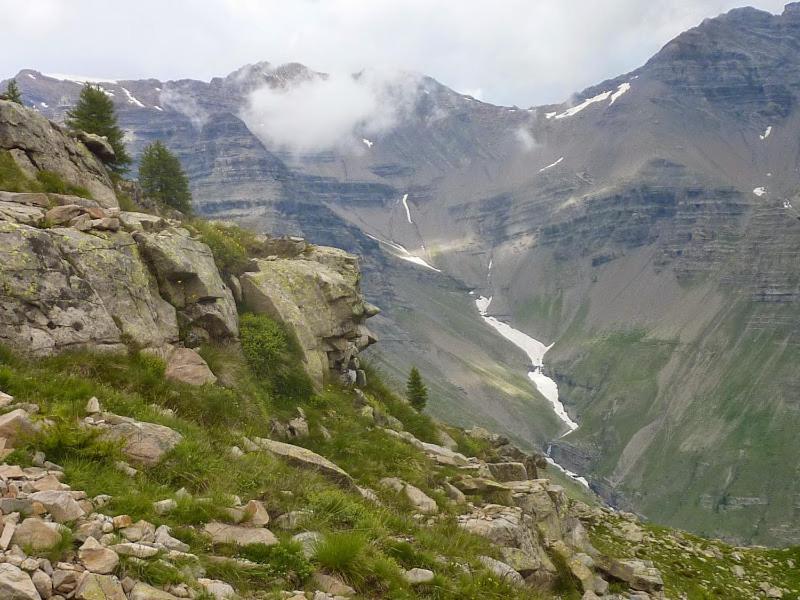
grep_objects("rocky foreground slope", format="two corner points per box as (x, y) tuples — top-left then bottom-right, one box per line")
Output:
(1, 97), (798, 599)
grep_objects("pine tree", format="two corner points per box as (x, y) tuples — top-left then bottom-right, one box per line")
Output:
(5, 79), (22, 105)
(66, 84), (131, 173)
(406, 366), (428, 411)
(138, 141), (193, 213)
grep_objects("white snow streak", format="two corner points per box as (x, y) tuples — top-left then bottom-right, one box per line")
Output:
(609, 82), (631, 105)
(545, 456), (590, 487)
(40, 102), (48, 108)
(760, 126), (772, 140)
(45, 73), (118, 84)
(122, 87), (145, 108)
(366, 234), (440, 272)
(153, 106), (164, 111)
(474, 296), (579, 433)
(362, 138), (374, 148)
(27, 73), (36, 80)
(753, 187), (767, 197)
(401, 194), (413, 224)
(539, 156), (564, 173)
(545, 111), (557, 120)
(554, 82), (631, 119)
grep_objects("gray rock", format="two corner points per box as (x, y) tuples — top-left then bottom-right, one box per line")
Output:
(487, 462), (528, 482)
(74, 573), (126, 599)
(78, 537), (119, 574)
(404, 568), (435, 584)
(203, 522), (278, 547)
(11, 518), (64, 551)
(255, 437), (355, 489)
(133, 228), (238, 342)
(29, 490), (85, 523)
(0, 563), (41, 600)
(91, 412), (183, 466)
(0, 100), (117, 207)
(75, 131), (115, 162)
(478, 555), (524, 585)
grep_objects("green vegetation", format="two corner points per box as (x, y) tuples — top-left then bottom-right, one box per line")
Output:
(0, 150), (92, 197)
(0, 341), (551, 599)
(66, 83), (131, 173)
(138, 140), (192, 213)
(406, 366), (428, 411)
(190, 219), (262, 275)
(4, 79), (22, 104)
(239, 313), (313, 402)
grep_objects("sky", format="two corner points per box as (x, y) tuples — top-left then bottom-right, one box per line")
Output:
(1, 0), (789, 107)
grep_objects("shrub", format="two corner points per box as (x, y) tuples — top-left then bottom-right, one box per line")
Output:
(239, 313), (313, 401)
(191, 220), (260, 275)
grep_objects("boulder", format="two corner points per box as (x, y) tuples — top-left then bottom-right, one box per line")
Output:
(403, 484), (438, 514)
(312, 572), (355, 597)
(133, 228), (238, 343)
(203, 522), (278, 547)
(487, 462), (528, 482)
(197, 578), (236, 599)
(254, 437), (355, 489)
(596, 557), (664, 592)
(91, 412), (183, 465)
(0, 564), (41, 600)
(78, 537), (119, 574)
(478, 555), (524, 585)
(29, 490), (85, 522)
(240, 247), (378, 388)
(74, 573), (127, 600)
(129, 582), (180, 600)
(11, 517), (64, 551)
(75, 131), (115, 162)
(146, 346), (216, 386)
(292, 531), (323, 558)
(404, 568), (435, 584)
(0, 100), (118, 207)
(0, 409), (37, 446)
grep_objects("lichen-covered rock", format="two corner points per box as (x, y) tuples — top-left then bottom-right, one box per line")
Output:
(0, 563), (41, 600)
(88, 412), (183, 466)
(49, 227), (179, 350)
(133, 228), (238, 343)
(240, 246), (378, 387)
(0, 100), (117, 207)
(0, 221), (124, 355)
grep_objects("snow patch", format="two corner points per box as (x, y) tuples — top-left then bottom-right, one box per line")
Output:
(362, 138), (374, 148)
(609, 82), (631, 105)
(753, 187), (767, 197)
(554, 82), (631, 119)
(760, 126), (772, 140)
(401, 194), (413, 224)
(545, 111), (557, 120)
(783, 200), (793, 209)
(121, 87), (145, 108)
(45, 73), (118, 84)
(366, 234), (440, 272)
(544, 456), (590, 488)
(40, 102), (48, 108)
(539, 156), (564, 173)
(27, 73), (36, 80)
(474, 296), (579, 433)
(153, 106), (163, 111)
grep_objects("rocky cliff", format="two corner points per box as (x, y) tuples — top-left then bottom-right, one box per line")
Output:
(0, 99), (376, 390)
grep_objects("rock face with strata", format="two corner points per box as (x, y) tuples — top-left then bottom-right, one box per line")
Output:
(240, 245), (378, 387)
(0, 100), (117, 207)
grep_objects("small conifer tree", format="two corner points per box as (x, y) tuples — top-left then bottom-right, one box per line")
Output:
(66, 83), (131, 173)
(406, 366), (428, 411)
(5, 79), (22, 105)
(138, 140), (193, 213)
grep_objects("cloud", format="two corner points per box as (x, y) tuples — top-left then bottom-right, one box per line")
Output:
(159, 85), (210, 130)
(515, 127), (538, 152)
(0, 0), (789, 106)
(240, 69), (421, 153)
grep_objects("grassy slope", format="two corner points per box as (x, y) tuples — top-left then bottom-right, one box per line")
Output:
(0, 341), (550, 600)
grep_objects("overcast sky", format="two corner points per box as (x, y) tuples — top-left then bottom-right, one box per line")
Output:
(1, 0), (789, 106)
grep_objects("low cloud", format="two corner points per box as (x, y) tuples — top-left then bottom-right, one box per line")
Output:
(159, 85), (210, 130)
(240, 69), (421, 153)
(515, 127), (538, 152)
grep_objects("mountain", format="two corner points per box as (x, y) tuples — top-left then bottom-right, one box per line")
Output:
(6, 2), (800, 546)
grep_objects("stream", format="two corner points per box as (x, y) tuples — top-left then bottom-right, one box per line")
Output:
(472, 294), (590, 488)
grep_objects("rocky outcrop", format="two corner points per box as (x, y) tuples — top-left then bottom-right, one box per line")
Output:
(133, 227), (238, 344)
(240, 245), (379, 388)
(0, 100), (117, 208)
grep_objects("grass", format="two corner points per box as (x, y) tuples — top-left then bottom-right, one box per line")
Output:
(0, 149), (92, 198)
(0, 341), (560, 599)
